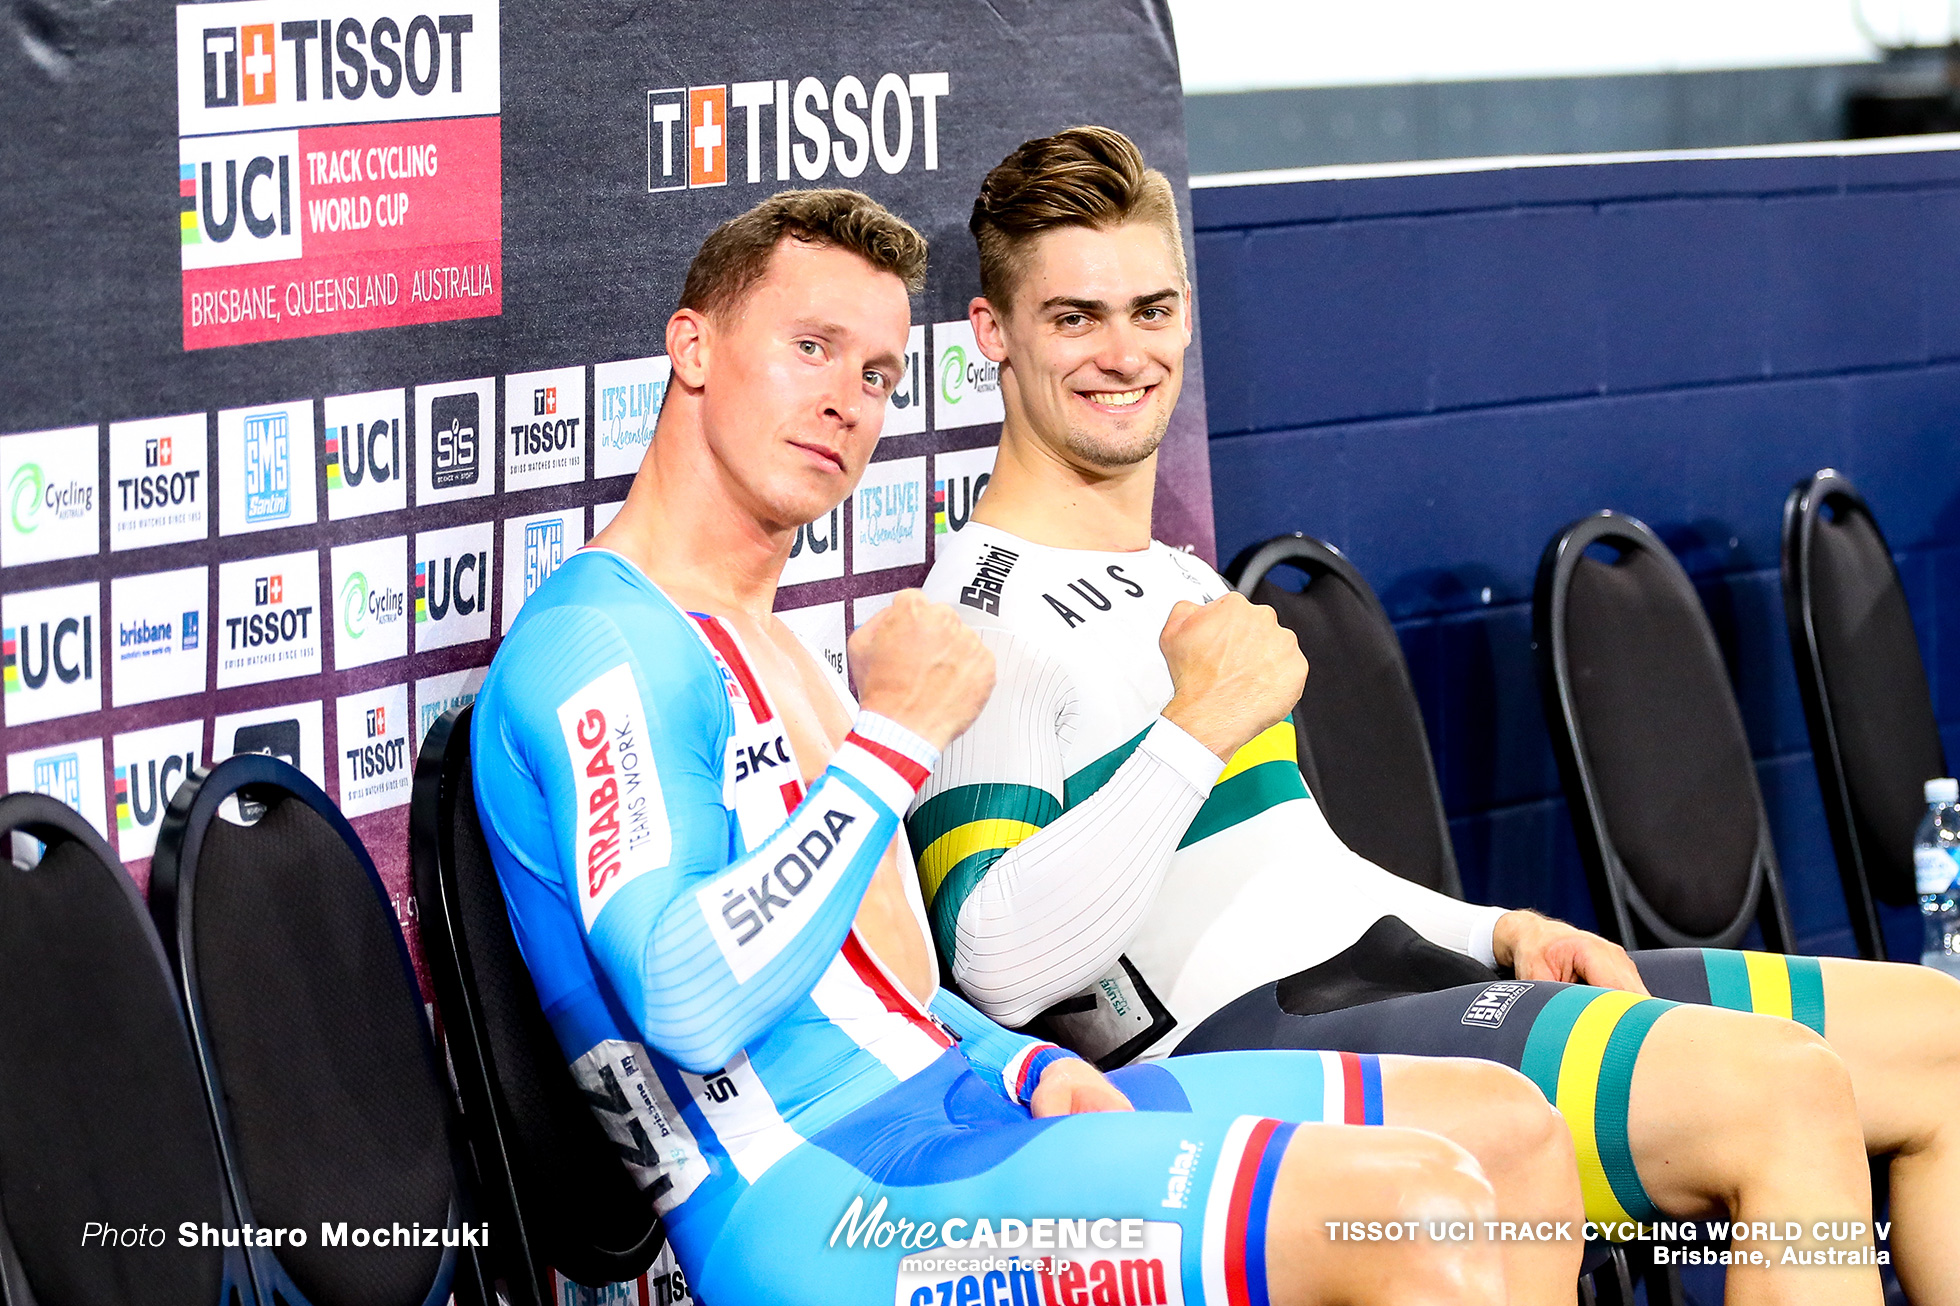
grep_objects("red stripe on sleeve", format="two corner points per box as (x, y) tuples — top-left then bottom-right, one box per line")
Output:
(1225, 1118), (1280, 1306)
(845, 731), (930, 792)
(1341, 1051), (1366, 1125)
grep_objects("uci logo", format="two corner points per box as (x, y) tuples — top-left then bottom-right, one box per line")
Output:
(327, 417), (400, 489)
(2, 616), (95, 694)
(414, 550), (485, 623)
(788, 506), (839, 560)
(116, 752), (195, 833)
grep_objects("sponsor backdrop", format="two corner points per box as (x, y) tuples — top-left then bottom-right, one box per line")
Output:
(2, 2), (1206, 1297)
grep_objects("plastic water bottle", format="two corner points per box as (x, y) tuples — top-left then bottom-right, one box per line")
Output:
(1916, 778), (1960, 977)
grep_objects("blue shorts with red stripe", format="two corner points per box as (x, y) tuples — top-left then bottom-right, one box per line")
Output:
(689, 1044), (1384, 1305)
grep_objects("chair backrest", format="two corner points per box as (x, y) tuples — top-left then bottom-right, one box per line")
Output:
(409, 707), (664, 1302)
(0, 793), (253, 1306)
(1534, 511), (1793, 951)
(1783, 469), (1945, 958)
(151, 756), (472, 1306)
(1227, 533), (1463, 898)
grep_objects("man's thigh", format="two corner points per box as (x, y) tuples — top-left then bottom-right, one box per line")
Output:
(696, 1101), (1322, 1305)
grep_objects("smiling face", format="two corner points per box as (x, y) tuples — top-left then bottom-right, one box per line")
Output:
(694, 237), (912, 531)
(978, 221), (1191, 472)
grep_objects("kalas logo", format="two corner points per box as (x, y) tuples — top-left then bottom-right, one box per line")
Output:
(414, 548), (485, 622)
(327, 414), (400, 488)
(429, 392), (479, 488)
(647, 71), (949, 194)
(242, 410), (292, 523)
(340, 569), (405, 639)
(3, 615), (96, 695)
(116, 750), (196, 834)
(8, 463), (94, 535)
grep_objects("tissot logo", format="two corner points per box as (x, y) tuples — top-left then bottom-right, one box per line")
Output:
(339, 684), (410, 812)
(111, 415), (207, 552)
(217, 551), (321, 688)
(646, 71), (948, 193)
(178, 1), (499, 137)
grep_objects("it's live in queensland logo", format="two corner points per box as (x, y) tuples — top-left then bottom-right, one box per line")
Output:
(175, 0), (503, 350)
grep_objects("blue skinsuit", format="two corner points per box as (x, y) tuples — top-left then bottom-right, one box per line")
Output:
(472, 550), (1385, 1304)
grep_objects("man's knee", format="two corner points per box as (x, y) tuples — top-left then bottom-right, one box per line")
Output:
(1266, 1126), (1503, 1305)
(1436, 1060), (1569, 1175)
(1732, 1014), (1859, 1137)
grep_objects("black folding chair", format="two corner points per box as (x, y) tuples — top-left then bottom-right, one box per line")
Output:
(1227, 533), (1462, 896)
(151, 756), (482, 1306)
(410, 707), (671, 1304)
(1783, 469), (1944, 960)
(1534, 511), (1795, 953)
(1227, 533), (1644, 1305)
(0, 793), (254, 1306)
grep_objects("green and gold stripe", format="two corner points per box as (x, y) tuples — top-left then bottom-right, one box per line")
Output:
(1702, 950), (1826, 1036)
(1179, 719), (1310, 848)
(1520, 988), (1680, 1229)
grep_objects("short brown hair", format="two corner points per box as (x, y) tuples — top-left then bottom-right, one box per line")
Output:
(679, 189), (927, 320)
(970, 126), (1186, 309)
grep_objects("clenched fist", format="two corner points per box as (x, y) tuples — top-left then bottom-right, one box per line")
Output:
(1159, 593), (1308, 762)
(848, 590), (996, 751)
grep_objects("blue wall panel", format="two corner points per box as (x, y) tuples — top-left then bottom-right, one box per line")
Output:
(1196, 147), (1960, 959)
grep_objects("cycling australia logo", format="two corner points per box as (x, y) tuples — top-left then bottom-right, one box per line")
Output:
(413, 521), (491, 651)
(331, 536), (408, 669)
(0, 427), (99, 567)
(646, 72), (948, 194)
(853, 457), (924, 573)
(216, 551), (321, 688)
(931, 321), (1003, 429)
(219, 401), (316, 536)
(2, 581), (102, 726)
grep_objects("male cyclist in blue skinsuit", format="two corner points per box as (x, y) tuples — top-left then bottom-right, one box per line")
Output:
(471, 189), (1582, 1304)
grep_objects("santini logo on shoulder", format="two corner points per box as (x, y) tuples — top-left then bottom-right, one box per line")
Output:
(558, 663), (671, 930)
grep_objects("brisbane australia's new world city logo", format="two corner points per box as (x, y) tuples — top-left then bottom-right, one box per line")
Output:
(175, 0), (503, 349)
